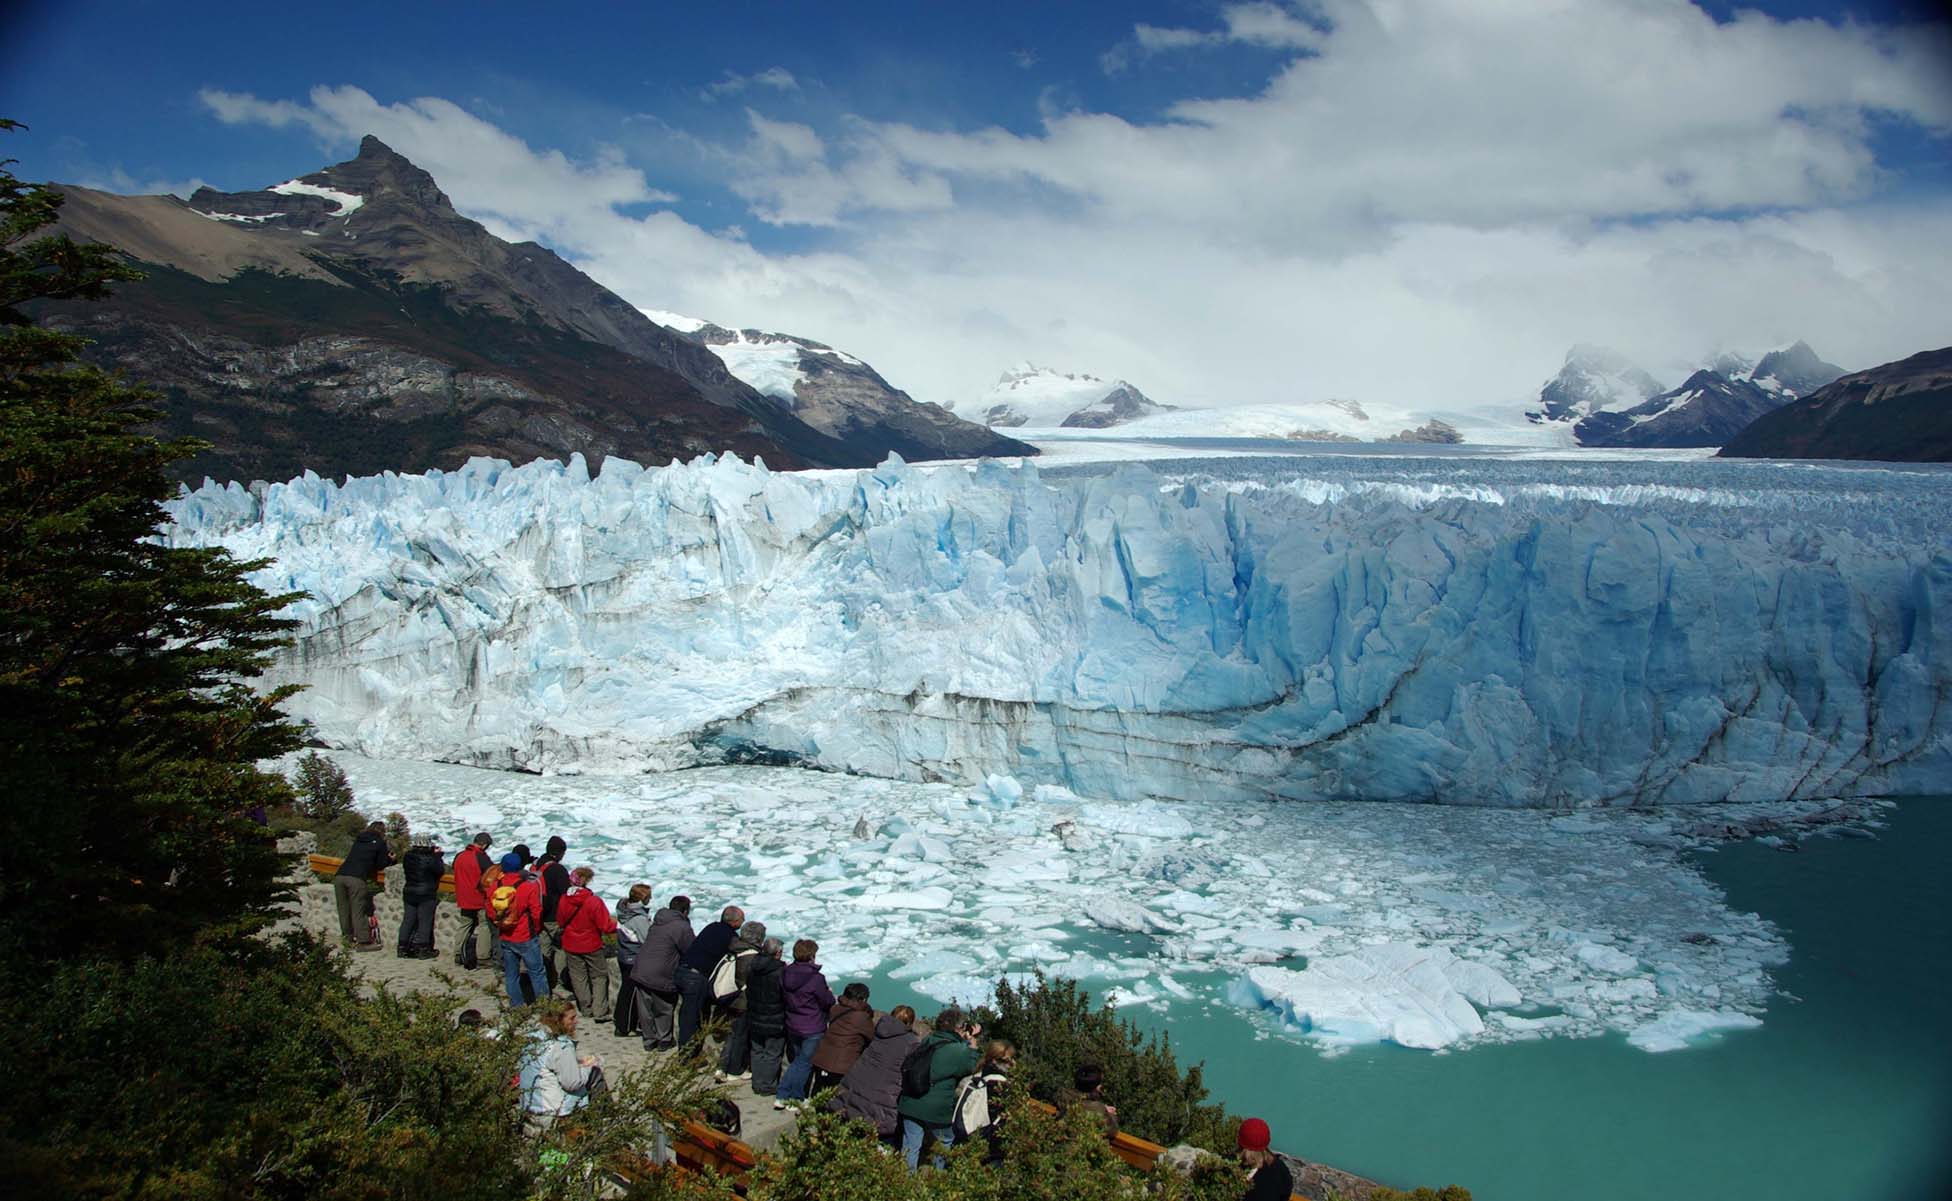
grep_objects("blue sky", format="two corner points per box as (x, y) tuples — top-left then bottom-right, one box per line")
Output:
(3, 1), (1949, 414)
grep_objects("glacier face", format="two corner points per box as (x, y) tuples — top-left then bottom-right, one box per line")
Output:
(165, 451), (1952, 806)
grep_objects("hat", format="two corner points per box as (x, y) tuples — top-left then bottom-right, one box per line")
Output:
(511, 843), (535, 865)
(500, 851), (524, 872)
(1237, 1118), (1271, 1152)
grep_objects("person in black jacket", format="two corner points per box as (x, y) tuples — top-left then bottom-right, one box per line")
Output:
(742, 938), (787, 1094)
(396, 840), (445, 958)
(1236, 1118), (1294, 1201)
(676, 904), (745, 1054)
(537, 835), (571, 987)
(333, 822), (393, 950)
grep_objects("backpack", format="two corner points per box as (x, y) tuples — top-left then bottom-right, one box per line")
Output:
(490, 874), (527, 937)
(709, 948), (747, 1003)
(951, 1073), (997, 1139)
(479, 862), (505, 905)
(900, 1039), (939, 1099)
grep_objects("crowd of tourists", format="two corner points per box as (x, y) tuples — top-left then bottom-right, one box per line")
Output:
(332, 828), (1296, 1196)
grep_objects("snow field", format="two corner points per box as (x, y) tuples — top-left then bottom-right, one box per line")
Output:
(320, 752), (1854, 1056)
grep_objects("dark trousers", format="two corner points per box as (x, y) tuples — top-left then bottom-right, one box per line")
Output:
(720, 1011), (750, 1074)
(637, 987), (677, 1049)
(456, 908), (484, 968)
(333, 876), (374, 944)
(748, 1030), (785, 1094)
(398, 897), (436, 951)
(674, 964), (709, 1050)
(614, 971), (642, 1037)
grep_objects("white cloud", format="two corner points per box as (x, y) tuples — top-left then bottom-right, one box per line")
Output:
(196, 2), (1952, 424)
(703, 66), (800, 100)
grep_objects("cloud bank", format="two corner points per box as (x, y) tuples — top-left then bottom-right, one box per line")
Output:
(198, 1), (1952, 420)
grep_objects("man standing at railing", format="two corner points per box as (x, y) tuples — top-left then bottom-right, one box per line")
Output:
(333, 820), (393, 951)
(451, 831), (494, 970)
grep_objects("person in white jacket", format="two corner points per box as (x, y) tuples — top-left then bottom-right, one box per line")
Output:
(519, 1003), (606, 1126)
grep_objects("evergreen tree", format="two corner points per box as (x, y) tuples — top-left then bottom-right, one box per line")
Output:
(0, 123), (306, 959)
(291, 749), (355, 820)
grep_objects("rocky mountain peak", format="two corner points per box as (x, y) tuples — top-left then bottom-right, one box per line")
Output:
(332, 135), (454, 211)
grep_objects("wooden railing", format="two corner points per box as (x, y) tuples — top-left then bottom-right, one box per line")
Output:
(304, 852), (1312, 1199)
(308, 851), (456, 894)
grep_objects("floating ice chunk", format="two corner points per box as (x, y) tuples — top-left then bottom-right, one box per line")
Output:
(979, 774), (1024, 808)
(817, 946), (882, 979)
(1051, 820), (1098, 852)
(1081, 802), (1193, 838)
(980, 848), (1071, 886)
(1084, 895), (1176, 934)
(889, 832), (953, 862)
(856, 885), (955, 910)
(1106, 986), (1163, 1010)
(1626, 1009), (1763, 1052)
(909, 972), (1004, 1006)
(1576, 942), (1639, 975)
(891, 950), (980, 980)
(1231, 943), (1499, 1051)
(1442, 958), (1523, 1008)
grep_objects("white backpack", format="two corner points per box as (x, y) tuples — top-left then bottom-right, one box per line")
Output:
(710, 947), (750, 1002)
(951, 1071), (1003, 1138)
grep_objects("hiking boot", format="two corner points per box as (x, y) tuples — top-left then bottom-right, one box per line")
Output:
(352, 942), (382, 952)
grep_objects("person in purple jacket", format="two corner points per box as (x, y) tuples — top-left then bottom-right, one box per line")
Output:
(774, 937), (836, 1107)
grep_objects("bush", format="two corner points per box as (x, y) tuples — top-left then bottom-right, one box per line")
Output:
(973, 973), (1237, 1153)
(0, 933), (531, 1199)
(292, 750), (356, 821)
(385, 810), (414, 856)
(640, 1094), (1246, 1201)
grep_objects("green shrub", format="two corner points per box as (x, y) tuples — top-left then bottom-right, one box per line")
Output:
(973, 973), (1237, 1153)
(0, 933), (531, 1199)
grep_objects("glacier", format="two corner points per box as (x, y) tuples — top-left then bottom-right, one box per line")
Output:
(165, 450), (1951, 806)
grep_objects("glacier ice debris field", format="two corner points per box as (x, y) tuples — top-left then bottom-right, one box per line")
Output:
(166, 447), (1950, 1054)
(315, 751), (1879, 1055)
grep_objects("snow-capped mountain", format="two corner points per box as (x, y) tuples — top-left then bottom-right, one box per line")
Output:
(1746, 341), (1847, 398)
(1575, 342), (1847, 449)
(641, 312), (1028, 462)
(963, 364), (1172, 429)
(1058, 396), (1461, 444)
(1527, 346), (1666, 427)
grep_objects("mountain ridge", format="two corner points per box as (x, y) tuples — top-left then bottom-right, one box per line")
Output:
(1718, 347), (1952, 462)
(40, 136), (1024, 482)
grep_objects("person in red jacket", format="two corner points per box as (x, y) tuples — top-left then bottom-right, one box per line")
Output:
(555, 866), (619, 1021)
(451, 831), (494, 970)
(498, 852), (549, 1009)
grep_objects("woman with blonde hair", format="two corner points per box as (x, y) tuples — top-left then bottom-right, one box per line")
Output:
(517, 1001), (607, 1127)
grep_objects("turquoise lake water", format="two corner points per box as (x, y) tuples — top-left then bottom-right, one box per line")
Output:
(861, 798), (1951, 1201)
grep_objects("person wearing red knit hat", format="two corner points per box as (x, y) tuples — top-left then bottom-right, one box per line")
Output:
(1237, 1117), (1294, 1200)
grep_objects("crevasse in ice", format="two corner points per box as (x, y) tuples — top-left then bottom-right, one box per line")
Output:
(165, 450), (1951, 806)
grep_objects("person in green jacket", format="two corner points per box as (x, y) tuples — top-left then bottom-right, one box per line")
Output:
(897, 1005), (984, 1169)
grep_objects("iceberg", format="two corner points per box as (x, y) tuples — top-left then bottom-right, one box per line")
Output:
(165, 451), (1951, 806)
(1231, 943), (1522, 1051)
